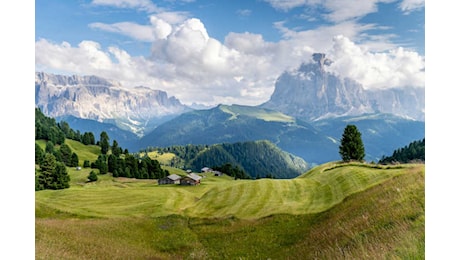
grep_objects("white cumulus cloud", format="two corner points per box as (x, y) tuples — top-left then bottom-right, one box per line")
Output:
(327, 35), (425, 89)
(36, 16), (425, 107)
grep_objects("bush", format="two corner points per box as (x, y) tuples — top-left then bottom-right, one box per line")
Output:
(88, 170), (98, 182)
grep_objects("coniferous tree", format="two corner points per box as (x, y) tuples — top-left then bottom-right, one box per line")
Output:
(87, 170), (98, 182)
(112, 140), (121, 157)
(107, 154), (118, 173)
(83, 160), (90, 168)
(45, 141), (55, 154)
(35, 143), (45, 165)
(37, 153), (70, 190)
(59, 143), (72, 166)
(70, 152), (79, 167)
(100, 131), (110, 155)
(38, 153), (56, 189)
(53, 162), (70, 189)
(339, 124), (365, 162)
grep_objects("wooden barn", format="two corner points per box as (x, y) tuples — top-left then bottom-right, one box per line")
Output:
(158, 174), (182, 185)
(180, 173), (202, 186)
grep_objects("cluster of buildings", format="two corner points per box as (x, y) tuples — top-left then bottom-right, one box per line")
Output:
(158, 167), (223, 186)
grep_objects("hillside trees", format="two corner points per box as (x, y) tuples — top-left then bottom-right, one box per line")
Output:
(379, 138), (425, 164)
(35, 143), (45, 164)
(36, 153), (70, 190)
(339, 125), (365, 162)
(82, 132), (96, 145)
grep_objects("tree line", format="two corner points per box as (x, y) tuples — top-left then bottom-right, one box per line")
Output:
(379, 138), (425, 164)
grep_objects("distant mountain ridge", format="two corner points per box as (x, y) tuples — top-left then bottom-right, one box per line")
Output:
(139, 104), (339, 164)
(139, 104), (424, 164)
(261, 53), (425, 121)
(35, 72), (191, 136)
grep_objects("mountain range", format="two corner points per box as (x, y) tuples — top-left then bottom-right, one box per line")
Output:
(35, 72), (191, 136)
(35, 53), (425, 165)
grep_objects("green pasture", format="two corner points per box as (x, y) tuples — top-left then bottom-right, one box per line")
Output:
(37, 162), (417, 220)
(35, 162), (425, 259)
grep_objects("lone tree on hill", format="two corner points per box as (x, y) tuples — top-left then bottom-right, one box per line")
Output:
(339, 124), (365, 162)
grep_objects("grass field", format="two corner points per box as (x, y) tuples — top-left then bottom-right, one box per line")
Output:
(36, 161), (424, 259)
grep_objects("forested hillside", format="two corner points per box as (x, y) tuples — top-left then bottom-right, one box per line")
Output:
(379, 138), (425, 164)
(151, 140), (309, 179)
(35, 108), (168, 190)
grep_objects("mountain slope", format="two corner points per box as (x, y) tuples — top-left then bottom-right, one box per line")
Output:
(55, 115), (140, 152)
(139, 104), (338, 164)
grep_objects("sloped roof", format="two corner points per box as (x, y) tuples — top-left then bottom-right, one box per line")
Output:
(167, 174), (182, 181)
(188, 173), (202, 181)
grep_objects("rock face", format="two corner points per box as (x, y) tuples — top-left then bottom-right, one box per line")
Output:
(261, 53), (425, 121)
(35, 72), (191, 136)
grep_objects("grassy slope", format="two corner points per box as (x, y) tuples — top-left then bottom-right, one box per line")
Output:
(36, 139), (101, 166)
(220, 104), (295, 123)
(36, 162), (424, 259)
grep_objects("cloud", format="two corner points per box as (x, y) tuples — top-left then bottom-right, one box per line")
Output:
(262, 0), (310, 11)
(274, 20), (396, 52)
(88, 11), (195, 44)
(399, 0), (424, 13)
(36, 17), (424, 107)
(89, 22), (154, 42)
(91, 0), (160, 12)
(264, 0), (401, 22)
(35, 38), (155, 86)
(154, 12), (189, 25)
(321, 0), (395, 22)
(236, 9), (252, 17)
(327, 35), (425, 89)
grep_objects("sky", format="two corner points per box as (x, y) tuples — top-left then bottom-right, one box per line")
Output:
(35, 0), (425, 107)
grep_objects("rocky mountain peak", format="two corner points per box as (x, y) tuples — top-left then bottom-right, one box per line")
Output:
(312, 53), (333, 71)
(260, 54), (424, 121)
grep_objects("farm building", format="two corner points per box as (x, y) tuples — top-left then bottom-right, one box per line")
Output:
(201, 167), (212, 173)
(213, 170), (223, 176)
(180, 173), (202, 186)
(158, 174), (182, 185)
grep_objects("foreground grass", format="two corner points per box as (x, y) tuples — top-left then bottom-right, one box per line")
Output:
(36, 163), (424, 259)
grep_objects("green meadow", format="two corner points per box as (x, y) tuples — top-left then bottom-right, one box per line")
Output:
(36, 160), (424, 259)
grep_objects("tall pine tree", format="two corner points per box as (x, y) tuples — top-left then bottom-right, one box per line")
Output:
(339, 124), (365, 162)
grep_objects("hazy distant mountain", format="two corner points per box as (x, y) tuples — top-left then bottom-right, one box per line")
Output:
(35, 72), (191, 137)
(138, 104), (424, 164)
(261, 53), (425, 121)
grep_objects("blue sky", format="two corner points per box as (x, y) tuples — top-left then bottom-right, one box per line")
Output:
(35, 0), (425, 106)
